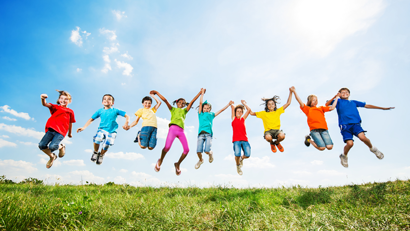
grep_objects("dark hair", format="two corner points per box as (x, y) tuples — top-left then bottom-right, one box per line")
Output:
(102, 94), (115, 103)
(339, 88), (350, 93)
(55, 90), (72, 104)
(234, 105), (245, 115)
(261, 96), (280, 112)
(173, 98), (190, 108)
(142, 96), (152, 104)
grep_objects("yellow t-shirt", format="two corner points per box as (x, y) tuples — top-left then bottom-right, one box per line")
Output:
(255, 107), (285, 132)
(135, 108), (157, 128)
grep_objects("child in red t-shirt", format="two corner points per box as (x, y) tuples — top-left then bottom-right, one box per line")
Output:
(230, 101), (251, 176)
(38, 90), (76, 169)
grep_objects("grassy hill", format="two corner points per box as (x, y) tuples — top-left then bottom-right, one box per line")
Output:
(0, 176), (409, 230)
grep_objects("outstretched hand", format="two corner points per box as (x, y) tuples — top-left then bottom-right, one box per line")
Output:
(385, 107), (395, 110)
(76, 127), (84, 133)
(150, 90), (157, 95)
(229, 100), (234, 105)
(241, 100), (247, 105)
(41, 94), (48, 99)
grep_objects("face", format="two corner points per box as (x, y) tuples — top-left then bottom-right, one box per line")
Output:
(235, 108), (243, 118)
(58, 95), (71, 106)
(102, 96), (114, 107)
(267, 100), (276, 111)
(143, 100), (152, 109)
(203, 104), (211, 112)
(340, 90), (350, 99)
(177, 100), (186, 108)
(310, 97), (318, 107)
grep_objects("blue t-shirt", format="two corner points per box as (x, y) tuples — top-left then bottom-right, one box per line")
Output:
(333, 99), (366, 125)
(198, 112), (215, 135)
(91, 108), (126, 133)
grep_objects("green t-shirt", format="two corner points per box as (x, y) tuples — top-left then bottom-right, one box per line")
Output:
(170, 107), (188, 129)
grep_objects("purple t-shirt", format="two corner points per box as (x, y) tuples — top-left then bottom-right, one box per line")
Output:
(333, 98), (366, 125)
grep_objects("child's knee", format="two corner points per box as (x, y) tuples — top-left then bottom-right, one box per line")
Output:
(326, 145), (333, 150)
(38, 143), (48, 150)
(278, 133), (285, 140)
(265, 135), (272, 142)
(318, 147), (326, 151)
(183, 147), (190, 155)
(346, 140), (354, 147)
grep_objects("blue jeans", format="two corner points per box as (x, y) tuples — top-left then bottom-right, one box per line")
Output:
(38, 128), (64, 152)
(310, 129), (333, 147)
(140, 126), (157, 148)
(196, 133), (212, 153)
(233, 141), (251, 157)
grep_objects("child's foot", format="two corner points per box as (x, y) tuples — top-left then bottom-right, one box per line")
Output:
(46, 153), (57, 169)
(276, 142), (284, 152)
(208, 151), (214, 163)
(370, 147), (384, 159)
(339, 154), (348, 168)
(270, 143), (277, 153)
(91, 151), (99, 162)
(195, 159), (204, 169)
(154, 159), (161, 172)
(134, 131), (140, 143)
(58, 143), (66, 158)
(96, 153), (104, 165)
(174, 162), (182, 176)
(240, 156), (244, 167)
(304, 135), (311, 147)
(237, 165), (243, 175)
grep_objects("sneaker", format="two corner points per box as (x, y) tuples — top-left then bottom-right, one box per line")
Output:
(134, 131), (140, 143)
(304, 135), (311, 147)
(370, 147), (384, 159)
(208, 151), (214, 163)
(96, 153), (104, 165)
(339, 154), (348, 168)
(195, 159), (204, 169)
(276, 142), (284, 152)
(237, 165), (243, 175)
(239, 157), (244, 167)
(58, 143), (66, 158)
(270, 143), (277, 153)
(91, 151), (99, 162)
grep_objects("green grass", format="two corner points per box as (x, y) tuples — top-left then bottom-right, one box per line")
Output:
(1, 176), (409, 230)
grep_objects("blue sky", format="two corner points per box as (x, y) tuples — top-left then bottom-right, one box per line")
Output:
(0, 0), (409, 187)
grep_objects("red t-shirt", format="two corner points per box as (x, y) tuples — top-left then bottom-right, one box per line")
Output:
(45, 104), (76, 136)
(232, 117), (248, 142)
(301, 105), (330, 131)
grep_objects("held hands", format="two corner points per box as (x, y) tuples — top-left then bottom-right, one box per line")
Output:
(41, 94), (48, 99)
(123, 124), (130, 130)
(241, 100), (247, 105)
(201, 88), (206, 95)
(229, 100), (234, 105)
(290, 86), (295, 92)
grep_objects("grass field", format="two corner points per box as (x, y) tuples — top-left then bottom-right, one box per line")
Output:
(0, 176), (409, 230)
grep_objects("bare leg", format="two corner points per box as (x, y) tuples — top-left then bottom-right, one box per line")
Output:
(344, 140), (354, 155)
(100, 148), (108, 156)
(357, 132), (373, 149)
(175, 153), (187, 170)
(93, 143), (99, 153)
(197, 152), (203, 162)
(265, 134), (273, 143)
(276, 133), (285, 143)
(235, 156), (241, 165)
(41, 148), (54, 159)
(310, 140), (326, 151)
(158, 149), (167, 166)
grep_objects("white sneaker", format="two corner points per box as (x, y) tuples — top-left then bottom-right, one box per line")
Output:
(208, 151), (214, 163)
(195, 159), (204, 169)
(237, 165), (243, 175)
(239, 157), (244, 167)
(370, 147), (384, 159)
(339, 154), (348, 168)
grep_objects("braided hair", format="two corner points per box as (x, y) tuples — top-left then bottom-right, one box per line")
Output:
(172, 98), (191, 108)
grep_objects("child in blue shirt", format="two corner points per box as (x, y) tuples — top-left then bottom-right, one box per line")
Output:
(326, 88), (394, 168)
(77, 94), (130, 165)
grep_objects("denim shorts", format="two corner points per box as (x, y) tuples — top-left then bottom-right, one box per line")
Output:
(38, 128), (64, 152)
(197, 133), (212, 153)
(233, 141), (251, 157)
(140, 126), (157, 148)
(93, 129), (117, 151)
(310, 129), (333, 147)
(340, 123), (366, 143)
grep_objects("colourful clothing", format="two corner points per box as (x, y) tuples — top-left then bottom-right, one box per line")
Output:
(169, 107), (188, 129)
(45, 104), (76, 136)
(164, 125), (189, 155)
(301, 105), (330, 131)
(255, 107), (285, 132)
(135, 108), (157, 128)
(232, 117), (248, 142)
(91, 108), (126, 133)
(333, 99), (366, 125)
(198, 112), (215, 135)
(93, 129), (117, 151)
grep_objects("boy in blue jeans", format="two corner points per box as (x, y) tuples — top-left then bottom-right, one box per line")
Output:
(77, 94), (130, 165)
(326, 88), (394, 168)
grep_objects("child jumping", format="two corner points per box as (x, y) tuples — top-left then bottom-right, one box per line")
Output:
(39, 90), (75, 169)
(291, 86), (339, 151)
(242, 88), (292, 153)
(151, 89), (202, 176)
(326, 88), (394, 168)
(77, 94), (129, 165)
(231, 101), (251, 175)
(195, 88), (233, 169)
(128, 93), (161, 150)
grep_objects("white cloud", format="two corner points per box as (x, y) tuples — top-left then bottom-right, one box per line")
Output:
(293, 171), (312, 175)
(63, 159), (85, 166)
(2, 116), (17, 121)
(69, 170), (105, 183)
(243, 156), (275, 169)
(61, 136), (72, 145)
(70, 26), (83, 46)
(1, 135), (9, 138)
(119, 169), (128, 173)
(18, 141), (36, 146)
(157, 117), (170, 139)
(85, 149), (93, 153)
(0, 123), (44, 139)
(76, 68), (82, 72)
(105, 151), (144, 160)
(0, 138), (17, 148)
(114, 59), (133, 76)
(130, 171), (165, 186)
(82, 30), (91, 39)
(0, 159), (37, 173)
(311, 160), (323, 165)
(38, 154), (61, 167)
(99, 28), (117, 41)
(114, 176), (126, 184)
(103, 46), (119, 54)
(112, 10), (127, 21)
(102, 55), (112, 73)
(121, 51), (133, 60)
(317, 170), (345, 176)
(0, 105), (31, 120)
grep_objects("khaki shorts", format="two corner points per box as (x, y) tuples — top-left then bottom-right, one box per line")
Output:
(263, 129), (284, 140)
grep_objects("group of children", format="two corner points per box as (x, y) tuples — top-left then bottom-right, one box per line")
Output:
(38, 87), (394, 175)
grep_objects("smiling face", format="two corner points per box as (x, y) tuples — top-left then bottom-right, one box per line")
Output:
(310, 96), (318, 107)
(340, 90), (350, 99)
(235, 107), (243, 118)
(203, 104), (211, 112)
(267, 100), (276, 111)
(102, 95), (114, 108)
(142, 100), (152, 109)
(176, 99), (186, 108)
(58, 95), (71, 107)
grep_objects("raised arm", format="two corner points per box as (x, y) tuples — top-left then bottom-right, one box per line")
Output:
(215, 100), (234, 117)
(76, 118), (95, 133)
(290, 86), (305, 108)
(151, 94), (162, 111)
(243, 106), (251, 120)
(326, 93), (340, 106)
(128, 116), (141, 130)
(40, 94), (52, 108)
(186, 88), (203, 112)
(230, 104), (235, 120)
(198, 88), (205, 114)
(282, 88), (293, 110)
(364, 104), (395, 110)
(329, 95), (340, 111)
(123, 114), (130, 130)
(151, 90), (172, 110)
(241, 100), (256, 116)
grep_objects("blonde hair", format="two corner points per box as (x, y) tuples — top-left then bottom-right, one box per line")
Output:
(306, 95), (317, 107)
(56, 90), (72, 104)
